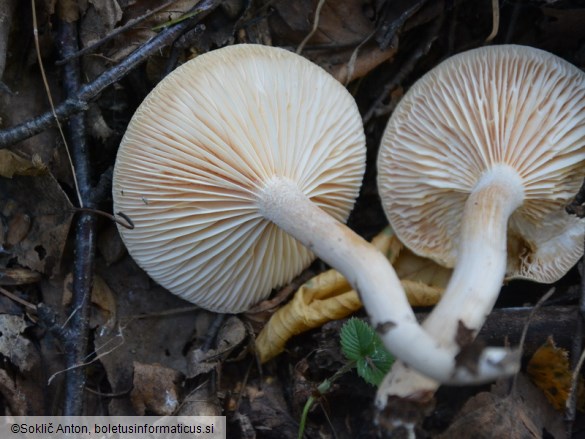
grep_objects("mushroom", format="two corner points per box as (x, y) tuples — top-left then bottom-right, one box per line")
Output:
(376, 44), (585, 407)
(113, 44), (515, 383)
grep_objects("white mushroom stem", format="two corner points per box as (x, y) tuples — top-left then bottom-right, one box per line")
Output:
(258, 176), (519, 384)
(377, 164), (525, 406)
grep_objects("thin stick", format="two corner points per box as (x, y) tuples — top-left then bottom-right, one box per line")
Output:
(363, 16), (442, 124)
(72, 208), (135, 229)
(56, 0), (181, 65)
(124, 305), (200, 320)
(48, 326), (125, 386)
(0, 285), (37, 310)
(31, 0), (83, 207)
(85, 385), (132, 398)
(566, 344), (585, 430)
(565, 232), (585, 434)
(485, 0), (499, 44)
(341, 30), (375, 86)
(511, 287), (556, 392)
(296, 0), (326, 55)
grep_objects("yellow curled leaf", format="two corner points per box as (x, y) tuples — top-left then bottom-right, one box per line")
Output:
(256, 226), (451, 363)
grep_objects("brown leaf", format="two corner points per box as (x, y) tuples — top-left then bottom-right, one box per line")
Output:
(62, 273), (117, 330)
(0, 368), (27, 415)
(89, 0), (123, 31)
(93, 256), (200, 414)
(0, 151), (45, 178)
(81, 0), (200, 63)
(237, 376), (298, 436)
(187, 315), (247, 378)
(0, 268), (41, 286)
(96, 223), (126, 266)
(0, 174), (73, 277)
(130, 361), (183, 415)
(270, 0), (374, 47)
(440, 376), (565, 438)
(0, 314), (38, 372)
(57, 0), (80, 22)
(268, 0), (396, 82)
(176, 383), (222, 417)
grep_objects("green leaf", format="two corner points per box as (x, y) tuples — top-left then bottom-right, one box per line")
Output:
(340, 318), (394, 386)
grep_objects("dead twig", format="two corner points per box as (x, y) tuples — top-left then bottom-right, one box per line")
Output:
(0, 0), (222, 149)
(511, 287), (556, 393)
(0, 285), (37, 310)
(565, 216), (585, 435)
(375, 0), (428, 50)
(47, 324), (126, 386)
(57, 15), (97, 416)
(85, 385), (132, 398)
(32, 0), (82, 207)
(55, 0), (181, 65)
(296, 0), (326, 55)
(566, 334), (585, 436)
(485, 0), (500, 44)
(363, 16), (443, 124)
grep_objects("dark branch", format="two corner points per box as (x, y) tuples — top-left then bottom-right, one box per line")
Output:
(55, 0), (182, 66)
(58, 17), (96, 417)
(0, 0), (222, 148)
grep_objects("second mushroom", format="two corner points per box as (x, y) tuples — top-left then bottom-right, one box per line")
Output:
(377, 44), (585, 411)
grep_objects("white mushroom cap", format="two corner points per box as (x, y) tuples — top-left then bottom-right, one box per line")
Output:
(378, 45), (585, 283)
(113, 44), (365, 313)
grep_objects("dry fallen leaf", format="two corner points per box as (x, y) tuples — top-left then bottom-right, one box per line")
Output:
(0, 267), (42, 286)
(527, 336), (585, 412)
(176, 383), (222, 417)
(0, 151), (45, 178)
(439, 375), (565, 439)
(187, 315), (247, 378)
(237, 376), (298, 436)
(0, 314), (38, 372)
(62, 273), (117, 330)
(80, 0), (199, 63)
(130, 361), (183, 415)
(92, 256), (200, 415)
(96, 223), (126, 266)
(0, 174), (73, 277)
(0, 368), (27, 415)
(269, 0), (397, 83)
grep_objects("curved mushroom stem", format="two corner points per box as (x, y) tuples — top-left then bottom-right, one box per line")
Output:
(258, 176), (519, 383)
(376, 165), (525, 408)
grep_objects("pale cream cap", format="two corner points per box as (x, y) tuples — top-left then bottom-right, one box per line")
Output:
(113, 45), (366, 312)
(378, 45), (585, 283)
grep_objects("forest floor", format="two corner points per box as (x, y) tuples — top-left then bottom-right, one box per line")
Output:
(1, 0), (585, 437)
